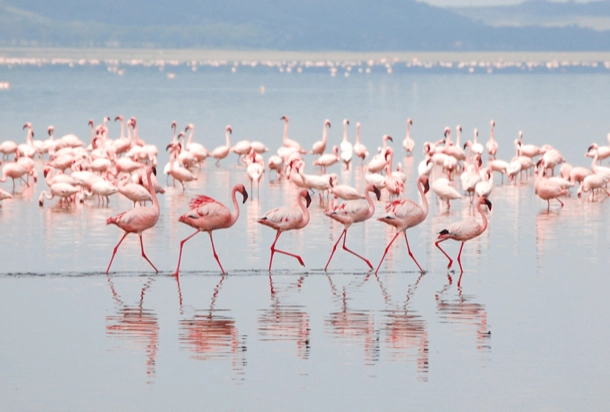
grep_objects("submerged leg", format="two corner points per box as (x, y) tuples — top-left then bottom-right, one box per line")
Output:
(106, 232), (129, 274)
(173, 230), (200, 276)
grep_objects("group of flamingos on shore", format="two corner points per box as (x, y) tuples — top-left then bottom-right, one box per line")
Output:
(1, 115), (606, 274)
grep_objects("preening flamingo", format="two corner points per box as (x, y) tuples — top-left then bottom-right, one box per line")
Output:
(174, 184), (248, 275)
(258, 189), (312, 271)
(435, 196), (492, 273)
(376, 175), (429, 273)
(105, 166), (160, 274)
(324, 184), (381, 271)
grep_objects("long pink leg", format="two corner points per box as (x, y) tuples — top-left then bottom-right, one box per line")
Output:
(455, 241), (466, 273)
(324, 229), (347, 271)
(435, 238), (453, 269)
(404, 232), (424, 272)
(173, 230), (200, 276)
(209, 232), (226, 274)
(375, 231), (401, 274)
(341, 230), (373, 269)
(269, 231), (305, 271)
(139, 234), (159, 273)
(556, 198), (564, 207)
(106, 232), (129, 274)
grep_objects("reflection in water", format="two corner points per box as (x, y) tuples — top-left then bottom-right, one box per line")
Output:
(436, 274), (491, 354)
(259, 275), (310, 360)
(177, 275), (246, 377)
(325, 275), (379, 365)
(105, 276), (159, 383)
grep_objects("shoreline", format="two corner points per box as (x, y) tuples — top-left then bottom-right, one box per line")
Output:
(2, 47), (610, 63)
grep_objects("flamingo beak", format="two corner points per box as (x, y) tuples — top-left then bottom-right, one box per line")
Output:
(114, 116), (120, 121)
(329, 177), (334, 187)
(22, 124), (28, 129)
(165, 143), (173, 151)
(463, 143), (468, 149)
(424, 180), (430, 194)
(151, 166), (157, 176)
(484, 198), (492, 211)
(387, 136), (393, 142)
(242, 189), (249, 203)
(305, 192), (312, 208)
(373, 186), (381, 201)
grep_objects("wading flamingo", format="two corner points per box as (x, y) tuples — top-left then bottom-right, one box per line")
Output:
(311, 119), (331, 156)
(105, 166), (160, 274)
(376, 175), (429, 274)
(258, 189), (312, 271)
(435, 196), (492, 273)
(403, 118), (414, 155)
(174, 184), (248, 275)
(324, 184), (381, 271)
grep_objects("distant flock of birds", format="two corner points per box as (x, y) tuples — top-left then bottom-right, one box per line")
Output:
(1, 115), (608, 275)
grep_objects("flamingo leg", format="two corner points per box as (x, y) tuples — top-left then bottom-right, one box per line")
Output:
(208, 232), (226, 274)
(456, 241), (466, 273)
(342, 229), (373, 269)
(173, 230), (200, 276)
(324, 229), (347, 271)
(556, 198), (564, 207)
(374, 231), (401, 274)
(269, 231), (305, 271)
(404, 231), (424, 272)
(435, 238), (453, 269)
(139, 234), (159, 273)
(106, 232), (129, 274)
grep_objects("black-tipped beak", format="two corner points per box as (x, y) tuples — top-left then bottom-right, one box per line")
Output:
(242, 189), (249, 203)
(484, 198), (492, 211)
(329, 177), (334, 187)
(463, 143), (468, 149)
(426, 158), (432, 166)
(152, 166), (157, 176)
(22, 124), (27, 129)
(305, 192), (312, 208)
(424, 180), (430, 194)
(373, 186), (381, 201)
(387, 136), (393, 142)
(166, 143), (173, 151)
(588, 144), (595, 152)
(114, 116), (120, 122)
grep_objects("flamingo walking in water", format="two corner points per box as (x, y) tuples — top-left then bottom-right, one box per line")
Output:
(105, 166), (160, 274)
(174, 184), (248, 275)
(376, 175), (430, 274)
(258, 189), (312, 271)
(324, 184), (381, 271)
(435, 196), (492, 273)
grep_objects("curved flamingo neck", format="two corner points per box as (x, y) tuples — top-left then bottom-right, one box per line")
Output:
(171, 124), (177, 143)
(342, 123), (348, 142)
(356, 125), (361, 144)
(364, 187), (376, 218)
(322, 124), (328, 144)
(477, 201), (488, 232)
(119, 118), (125, 140)
(297, 194), (310, 228)
(89, 123), (95, 145)
(229, 186), (241, 226)
(407, 122), (411, 139)
(283, 120), (289, 145)
(26, 128), (33, 145)
(491, 125), (495, 141)
(225, 130), (231, 147)
(187, 127), (195, 145)
(456, 130), (461, 146)
(146, 169), (159, 211)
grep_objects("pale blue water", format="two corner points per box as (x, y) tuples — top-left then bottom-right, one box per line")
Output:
(1, 64), (609, 410)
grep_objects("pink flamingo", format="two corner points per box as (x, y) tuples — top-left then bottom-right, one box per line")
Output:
(258, 189), (312, 271)
(435, 196), (492, 273)
(174, 184), (248, 275)
(324, 184), (381, 271)
(376, 175), (430, 274)
(105, 166), (160, 274)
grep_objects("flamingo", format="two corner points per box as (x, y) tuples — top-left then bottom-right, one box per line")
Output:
(246, 149), (264, 195)
(324, 184), (381, 270)
(210, 126), (232, 166)
(311, 119), (331, 155)
(403, 118), (414, 155)
(0, 156), (30, 190)
(431, 178), (462, 208)
(251, 141), (269, 154)
(184, 123), (209, 163)
(166, 142), (197, 191)
(258, 189), (312, 271)
(105, 166), (160, 274)
(367, 135), (393, 173)
(587, 143), (610, 165)
(118, 175), (152, 207)
(435, 196), (492, 273)
(38, 183), (80, 207)
(280, 116), (306, 153)
(230, 136), (252, 164)
(486, 120), (498, 159)
(535, 168), (568, 210)
(268, 155), (283, 179)
(174, 184), (248, 275)
(313, 145), (339, 174)
(340, 119), (353, 170)
(353, 122), (369, 164)
(329, 175), (364, 200)
(376, 175), (430, 273)
(112, 115), (132, 155)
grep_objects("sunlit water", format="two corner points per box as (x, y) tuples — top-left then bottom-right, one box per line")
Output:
(1, 65), (610, 410)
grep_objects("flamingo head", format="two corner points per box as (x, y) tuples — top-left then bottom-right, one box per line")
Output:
(104, 116), (111, 123)
(226, 125), (232, 134)
(325, 119), (331, 128)
(474, 128), (478, 138)
(408, 118), (413, 125)
(372, 185), (381, 201)
(23, 122), (32, 130)
(343, 119), (349, 126)
(333, 145), (339, 154)
(518, 130), (523, 140)
(491, 120), (495, 128)
(184, 123), (194, 131)
(281, 115), (289, 122)
(150, 166), (157, 176)
(384, 147), (394, 160)
(236, 184), (248, 203)
(457, 125), (462, 133)
(43, 167), (51, 178)
(420, 175), (430, 194)
(47, 126), (54, 136)
(384, 135), (393, 143)
(444, 127), (450, 137)
(328, 175), (335, 187)
(88, 119), (94, 127)
(463, 141), (470, 150)
(130, 117), (137, 126)
(178, 131), (186, 141)
(170, 121), (176, 130)
(114, 115), (123, 122)
(481, 197), (492, 211)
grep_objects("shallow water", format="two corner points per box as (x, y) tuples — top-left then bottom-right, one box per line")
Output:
(1, 66), (610, 410)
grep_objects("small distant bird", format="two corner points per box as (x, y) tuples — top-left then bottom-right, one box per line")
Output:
(435, 196), (492, 273)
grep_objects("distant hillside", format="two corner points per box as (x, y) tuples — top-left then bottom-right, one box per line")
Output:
(1, 0), (610, 50)
(453, 0), (610, 31)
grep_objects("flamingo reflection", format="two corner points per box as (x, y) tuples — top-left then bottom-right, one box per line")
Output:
(105, 275), (159, 382)
(259, 274), (310, 359)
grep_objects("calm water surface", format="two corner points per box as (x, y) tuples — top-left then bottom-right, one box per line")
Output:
(1, 66), (610, 410)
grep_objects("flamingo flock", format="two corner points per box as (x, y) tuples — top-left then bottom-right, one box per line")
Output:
(1, 114), (607, 275)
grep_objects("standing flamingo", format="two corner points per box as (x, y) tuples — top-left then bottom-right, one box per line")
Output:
(311, 119), (331, 156)
(173, 184), (248, 275)
(435, 196), (492, 273)
(210, 126), (232, 166)
(258, 189), (312, 271)
(324, 184), (381, 271)
(280, 116), (306, 153)
(105, 166), (160, 274)
(353, 122), (369, 165)
(376, 175), (430, 274)
(403, 118), (414, 155)
(340, 119), (353, 170)
(486, 120), (498, 159)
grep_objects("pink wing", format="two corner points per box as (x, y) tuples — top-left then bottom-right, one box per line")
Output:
(261, 206), (303, 224)
(189, 195), (217, 210)
(325, 200), (367, 217)
(195, 200), (230, 218)
(385, 199), (419, 217)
